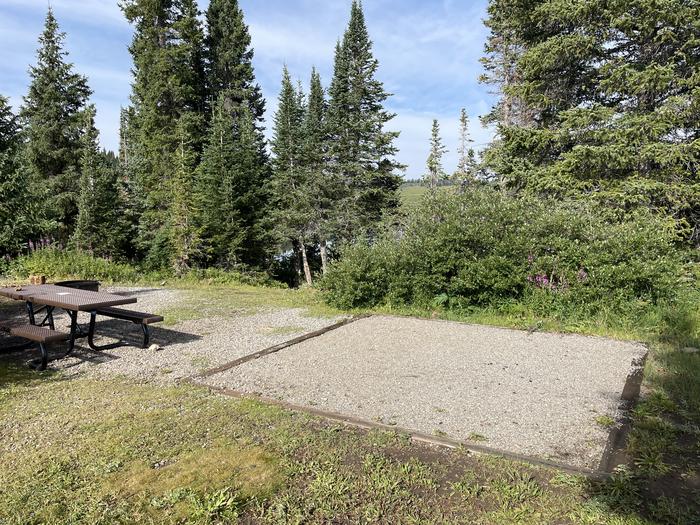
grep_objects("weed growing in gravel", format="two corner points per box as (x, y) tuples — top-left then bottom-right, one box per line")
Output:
(595, 415), (615, 428)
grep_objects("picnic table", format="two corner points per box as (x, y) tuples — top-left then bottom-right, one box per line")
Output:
(0, 284), (162, 370)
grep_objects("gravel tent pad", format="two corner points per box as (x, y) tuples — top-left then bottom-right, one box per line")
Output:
(202, 315), (647, 470)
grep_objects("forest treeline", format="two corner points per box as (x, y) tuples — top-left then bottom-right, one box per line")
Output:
(1, 0), (401, 285)
(1, 0), (699, 290)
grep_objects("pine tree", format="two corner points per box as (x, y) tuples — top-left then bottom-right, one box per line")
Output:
(424, 119), (448, 190)
(270, 67), (314, 286)
(195, 94), (269, 268)
(303, 68), (337, 274)
(170, 111), (203, 274)
(454, 108), (478, 185)
(122, 0), (207, 267)
(205, 0), (265, 122)
(72, 106), (125, 258)
(199, 0), (270, 267)
(327, 1), (403, 237)
(21, 8), (91, 242)
(195, 95), (242, 266)
(482, 0), (700, 243)
(0, 96), (36, 256)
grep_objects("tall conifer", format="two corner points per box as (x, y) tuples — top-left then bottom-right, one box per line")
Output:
(0, 96), (35, 256)
(327, 1), (403, 237)
(454, 109), (478, 184)
(203, 0), (270, 266)
(122, 0), (207, 267)
(270, 67), (313, 285)
(205, 0), (265, 122)
(72, 107), (125, 258)
(170, 111), (203, 273)
(21, 8), (91, 242)
(424, 119), (448, 190)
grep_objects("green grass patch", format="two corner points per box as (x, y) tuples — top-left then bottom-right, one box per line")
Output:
(160, 285), (340, 326)
(1, 361), (686, 524)
(399, 183), (428, 207)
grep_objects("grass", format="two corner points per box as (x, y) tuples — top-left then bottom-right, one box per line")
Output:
(1, 280), (699, 523)
(596, 415), (616, 428)
(400, 182), (428, 207)
(0, 362), (686, 525)
(149, 284), (338, 326)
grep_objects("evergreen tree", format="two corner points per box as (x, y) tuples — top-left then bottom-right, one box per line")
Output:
(170, 111), (203, 273)
(0, 96), (36, 256)
(72, 107), (125, 258)
(482, 0), (700, 243)
(203, 0), (270, 268)
(454, 108), (478, 184)
(424, 119), (448, 190)
(303, 68), (336, 274)
(195, 95), (242, 266)
(270, 67), (313, 286)
(122, 0), (207, 267)
(195, 95), (269, 268)
(327, 0), (403, 237)
(21, 8), (91, 242)
(205, 0), (265, 122)
(479, 0), (531, 128)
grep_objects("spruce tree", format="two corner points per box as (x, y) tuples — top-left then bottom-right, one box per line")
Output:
(21, 8), (91, 242)
(122, 0), (207, 267)
(205, 0), (265, 122)
(424, 119), (448, 190)
(270, 67), (314, 286)
(195, 95), (269, 268)
(170, 111), (203, 273)
(482, 0), (700, 243)
(0, 96), (36, 256)
(200, 0), (270, 267)
(303, 68), (337, 274)
(454, 108), (478, 185)
(195, 95), (242, 266)
(72, 107), (125, 258)
(327, 0), (403, 237)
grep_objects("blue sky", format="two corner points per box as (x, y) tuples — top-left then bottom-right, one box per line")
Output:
(0, 0), (494, 177)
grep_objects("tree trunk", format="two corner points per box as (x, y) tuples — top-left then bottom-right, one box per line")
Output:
(299, 237), (313, 286)
(320, 240), (329, 275)
(292, 239), (302, 284)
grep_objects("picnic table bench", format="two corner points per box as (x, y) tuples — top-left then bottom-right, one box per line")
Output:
(0, 283), (163, 370)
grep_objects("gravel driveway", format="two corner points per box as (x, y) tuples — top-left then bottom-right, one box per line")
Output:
(202, 315), (647, 469)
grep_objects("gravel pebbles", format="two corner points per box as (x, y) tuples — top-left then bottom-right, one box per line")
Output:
(3, 287), (342, 384)
(202, 315), (647, 469)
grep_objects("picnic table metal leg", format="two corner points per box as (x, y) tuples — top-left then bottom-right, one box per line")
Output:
(141, 324), (150, 348)
(26, 301), (35, 325)
(65, 310), (78, 355)
(87, 310), (122, 351)
(40, 306), (55, 329)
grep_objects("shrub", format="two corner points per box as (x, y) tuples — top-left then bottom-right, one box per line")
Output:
(9, 248), (144, 283)
(322, 188), (685, 313)
(6, 247), (276, 287)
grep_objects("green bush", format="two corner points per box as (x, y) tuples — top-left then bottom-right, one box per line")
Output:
(6, 248), (276, 287)
(323, 188), (685, 314)
(9, 248), (145, 283)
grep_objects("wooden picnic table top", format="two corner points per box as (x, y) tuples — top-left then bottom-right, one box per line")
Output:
(0, 285), (137, 311)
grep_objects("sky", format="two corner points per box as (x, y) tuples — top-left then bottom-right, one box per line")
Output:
(0, 0), (495, 177)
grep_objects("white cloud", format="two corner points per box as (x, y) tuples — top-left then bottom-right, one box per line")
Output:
(1, 0), (127, 27)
